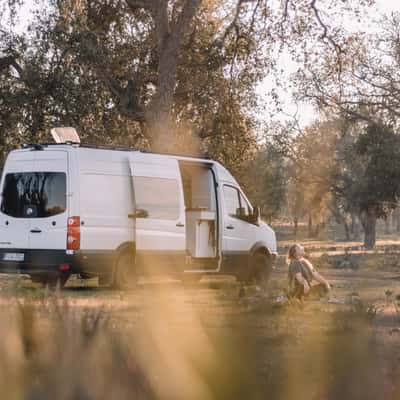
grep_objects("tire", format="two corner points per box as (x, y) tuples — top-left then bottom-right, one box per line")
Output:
(251, 252), (272, 288)
(112, 250), (137, 290)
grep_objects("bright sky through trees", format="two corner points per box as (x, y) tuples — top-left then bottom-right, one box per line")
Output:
(4, 0), (400, 129)
(257, 0), (400, 127)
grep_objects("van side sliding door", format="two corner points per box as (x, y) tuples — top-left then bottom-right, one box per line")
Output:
(129, 155), (186, 274)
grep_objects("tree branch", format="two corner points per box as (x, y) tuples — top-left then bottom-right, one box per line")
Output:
(310, 0), (342, 54)
(171, 0), (202, 47)
(0, 55), (23, 76)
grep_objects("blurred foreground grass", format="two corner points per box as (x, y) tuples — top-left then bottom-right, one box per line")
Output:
(0, 274), (399, 399)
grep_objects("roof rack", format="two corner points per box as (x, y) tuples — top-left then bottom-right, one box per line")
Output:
(20, 142), (211, 159)
(21, 143), (46, 150)
(140, 149), (211, 160)
(21, 142), (80, 149)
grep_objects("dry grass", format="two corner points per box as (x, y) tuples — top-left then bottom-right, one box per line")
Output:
(0, 267), (398, 399)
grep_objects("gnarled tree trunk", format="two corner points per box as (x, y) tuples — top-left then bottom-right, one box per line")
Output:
(392, 207), (400, 233)
(344, 221), (350, 241)
(307, 214), (313, 238)
(293, 217), (298, 237)
(360, 207), (377, 250)
(103, 0), (202, 150)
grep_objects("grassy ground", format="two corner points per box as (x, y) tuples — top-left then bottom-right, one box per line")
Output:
(1, 223), (400, 399)
(0, 263), (399, 400)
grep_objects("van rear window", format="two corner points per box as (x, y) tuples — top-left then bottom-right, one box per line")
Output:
(1, 172), (66, 218)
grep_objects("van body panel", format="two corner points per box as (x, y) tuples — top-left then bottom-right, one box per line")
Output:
(129, 154), (186, 269)
(76, 149), (134, 252)
(78, 172), (134, 251)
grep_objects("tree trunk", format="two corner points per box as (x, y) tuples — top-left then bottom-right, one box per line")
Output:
(392, 208), (400, 232)
(308, 214), (313, 238)
(145, 107), (175, 151)
(103, 0), (201, 151)
(360, 208), (377, 250)
(293, 217), (298, 237)
(352, 214), (362, 240)
(344, 222), (350, 241)
(385, 217), (390, 235)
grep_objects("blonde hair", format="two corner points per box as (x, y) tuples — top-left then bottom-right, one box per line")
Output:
(287, 244), (315, 271)
(287, 244), (302, 263)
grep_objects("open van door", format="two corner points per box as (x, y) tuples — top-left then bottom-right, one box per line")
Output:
(129, 154), (186, 273)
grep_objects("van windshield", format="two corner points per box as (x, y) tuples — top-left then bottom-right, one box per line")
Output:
(1, 172), (66, 218)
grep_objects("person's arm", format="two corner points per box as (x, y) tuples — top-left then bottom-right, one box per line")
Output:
(294, 272), (310, 294)
(311, 269), (331, 290)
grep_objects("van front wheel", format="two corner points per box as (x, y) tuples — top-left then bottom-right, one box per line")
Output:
(251, 253), (272, 288)
(113, 251), (137, 290)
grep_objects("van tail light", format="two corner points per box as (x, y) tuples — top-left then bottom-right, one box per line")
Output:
(67, 216), (80, 250)
(59, 264), (70, 271)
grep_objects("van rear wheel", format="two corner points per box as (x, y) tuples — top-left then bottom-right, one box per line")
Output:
(113, 251), (137, 289)
(251, 253), (272, 288)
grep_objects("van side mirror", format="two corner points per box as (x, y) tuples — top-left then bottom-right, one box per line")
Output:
(252, 206), (260, 224)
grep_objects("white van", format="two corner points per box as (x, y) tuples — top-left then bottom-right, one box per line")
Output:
(0, 141), (277, 287)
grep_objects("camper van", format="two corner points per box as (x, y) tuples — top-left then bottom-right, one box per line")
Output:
(0, 138), (277, 287)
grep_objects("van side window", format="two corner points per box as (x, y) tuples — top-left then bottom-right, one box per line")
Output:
(1, 172), (66, 218)
(133, 176), (180, 220)
(223, 185), (241, 218)
(224, 185), (253, 221)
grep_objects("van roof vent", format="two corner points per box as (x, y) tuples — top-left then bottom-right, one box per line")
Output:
(50, 127), (81, 144)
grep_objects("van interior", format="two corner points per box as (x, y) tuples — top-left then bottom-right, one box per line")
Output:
(179, 162), (218, 267)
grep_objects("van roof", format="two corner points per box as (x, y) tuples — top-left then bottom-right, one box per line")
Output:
(14, 142), (238, 185)
(20, 142), (210, 158)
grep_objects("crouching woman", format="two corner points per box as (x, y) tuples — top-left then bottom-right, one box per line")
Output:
(287, 244), (331, 300)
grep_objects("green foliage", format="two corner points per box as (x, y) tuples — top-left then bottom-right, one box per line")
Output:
(0, 0), (264, 167)
(351, 123), (400, 214)
(246, 142), (287, 221)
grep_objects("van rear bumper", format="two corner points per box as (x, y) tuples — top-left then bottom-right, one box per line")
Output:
(0, 249), (80, 275)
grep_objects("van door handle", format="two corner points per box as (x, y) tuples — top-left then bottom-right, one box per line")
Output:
(226, 225), (235, 230)
(30, 229), (42, 233)
(176, 222), (185, 227)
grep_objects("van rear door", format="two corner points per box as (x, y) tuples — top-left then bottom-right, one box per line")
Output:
(0, 151), (35, 249)
(0, 150), (69, 251)
(129, 154), (186, 272)
(28, 151), (69, 250)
